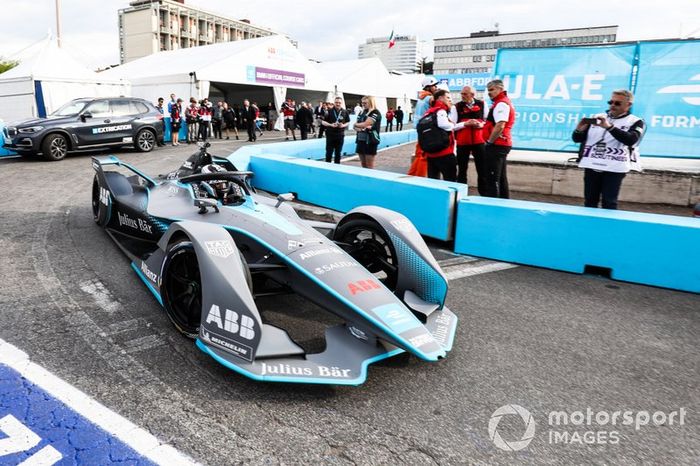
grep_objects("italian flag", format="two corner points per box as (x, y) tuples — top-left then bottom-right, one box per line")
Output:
(388, 29), (395, 49)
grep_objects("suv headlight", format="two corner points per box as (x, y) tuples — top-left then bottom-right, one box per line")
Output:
(18, 126), (44, 134)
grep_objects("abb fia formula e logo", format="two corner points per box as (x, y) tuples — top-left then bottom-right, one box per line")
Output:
(657, 74), (700, 105)
(488, 404), (536, 451)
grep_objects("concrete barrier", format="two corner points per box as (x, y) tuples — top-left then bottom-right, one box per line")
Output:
(0, 121), (17, 157)
(238, 153), (464, 241)
(454, 196), (700, 293)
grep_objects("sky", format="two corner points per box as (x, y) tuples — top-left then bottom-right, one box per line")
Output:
(0, 0), (699, 69)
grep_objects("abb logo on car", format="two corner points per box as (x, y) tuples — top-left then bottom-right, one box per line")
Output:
(347, 279), (381, 295)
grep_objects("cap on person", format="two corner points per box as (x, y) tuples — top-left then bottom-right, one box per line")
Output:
(421, 76), (438, 89)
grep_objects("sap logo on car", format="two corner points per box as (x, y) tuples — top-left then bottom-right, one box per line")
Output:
(390, 218), (413, 233)
(261, 363), (351, 378)
(99, 187), (110, 206)
(314, 261), (358, 275)
(205, 304), (255, 340)
(91, 124), (132, 134)
(205, 240), (235, 258)
(347, 279), (381, 295)
(140, 261), (158, 284)
(299, 247), (343, 261)
(117, 211), (153, 233)
(182, 161), (193, 169)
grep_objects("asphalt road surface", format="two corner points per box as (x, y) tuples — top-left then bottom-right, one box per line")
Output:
(1, 137), (698, 465)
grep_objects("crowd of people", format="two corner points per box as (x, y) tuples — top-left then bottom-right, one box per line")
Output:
(410, 76), (643, 209)
(156, 79), (643, 210)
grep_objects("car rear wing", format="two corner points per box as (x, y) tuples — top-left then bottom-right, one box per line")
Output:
(92, 155), (157, 188)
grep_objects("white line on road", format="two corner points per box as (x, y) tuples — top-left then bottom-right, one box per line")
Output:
(0, 338), (199, 466)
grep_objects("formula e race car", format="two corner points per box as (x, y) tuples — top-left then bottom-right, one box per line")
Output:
(91, 144), (457, 385)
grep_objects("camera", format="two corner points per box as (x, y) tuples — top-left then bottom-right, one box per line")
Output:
(581, 117), (598, 124)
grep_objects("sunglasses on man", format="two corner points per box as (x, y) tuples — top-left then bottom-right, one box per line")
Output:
(608, 100), (625, 106)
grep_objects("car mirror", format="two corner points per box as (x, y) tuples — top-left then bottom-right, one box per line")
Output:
(81, 111), (93, 122)
(275, 193), (295, 208)
(194, 198), (219, 214)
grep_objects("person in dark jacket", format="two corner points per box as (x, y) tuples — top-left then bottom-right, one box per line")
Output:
(241, 99), (257, 142)
(451, 86), (486, 189)
(222, 102), (239, 140)
(321, 97), (350, 163)
(395, 106), (404, 131)
(296, 102), (314, 140)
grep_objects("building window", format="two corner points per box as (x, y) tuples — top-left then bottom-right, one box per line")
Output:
(473, 55), (482, 62)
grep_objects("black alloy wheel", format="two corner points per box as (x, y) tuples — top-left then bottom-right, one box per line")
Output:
(334, 218), (399, 290)
(135, 129), (156, 152)
(41, 133), (68, 161)
(162, 241), (202, 339)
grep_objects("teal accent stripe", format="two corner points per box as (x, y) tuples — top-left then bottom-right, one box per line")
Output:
(196, 339), (403, 385)
(131, 262), (163, 306)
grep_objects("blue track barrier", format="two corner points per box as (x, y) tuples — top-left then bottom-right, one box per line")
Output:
(454, 197), (700, 293)
(238, 152), (464, 241)
(0, 121), (17, 157)
(163, 117), (188, 143)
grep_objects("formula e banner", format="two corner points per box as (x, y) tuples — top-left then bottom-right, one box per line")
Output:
(493, 45), (637, 152)
(633, 41), (700, 158)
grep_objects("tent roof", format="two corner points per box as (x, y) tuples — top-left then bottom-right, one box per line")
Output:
(317, 58), (419, 99)
(1, 38), (120, 83)
(100, 35), (333, 92)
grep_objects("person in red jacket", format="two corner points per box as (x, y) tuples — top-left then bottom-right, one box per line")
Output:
(385, 108), (395, 132)
(423, 89), (466, 181)
(483, 79), (515, 198)
(451, 86), (486, 191)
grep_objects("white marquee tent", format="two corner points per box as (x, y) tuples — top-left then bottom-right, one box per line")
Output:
(99, 35), (335, 117)
(0, 38), (129, 122)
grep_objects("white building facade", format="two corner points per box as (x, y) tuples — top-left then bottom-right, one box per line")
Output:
(433, 25), (618, 75)
(358, 35), (427, 74)
(118, 0), (279, 63)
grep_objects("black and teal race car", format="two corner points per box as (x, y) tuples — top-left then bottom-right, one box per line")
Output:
(91, 143), (457, 385)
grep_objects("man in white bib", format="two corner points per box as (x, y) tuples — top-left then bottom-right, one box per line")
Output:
(572, 89), (645, 210)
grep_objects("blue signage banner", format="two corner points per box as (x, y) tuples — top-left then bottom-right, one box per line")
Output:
(633, 41), (700, 158)
(493, 45), (637, 152)
(434, 73), (491, 92)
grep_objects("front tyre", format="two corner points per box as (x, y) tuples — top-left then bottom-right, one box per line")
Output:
(161, 241), (202, 339)
(334, 218), (399, 290)
(41, 133), (68, 161)
(135, 128), (156, 152)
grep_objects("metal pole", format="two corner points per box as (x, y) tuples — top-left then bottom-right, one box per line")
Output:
(55, 0), (62, 47)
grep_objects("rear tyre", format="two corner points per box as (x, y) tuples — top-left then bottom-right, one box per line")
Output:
(41, 133), (68, 161)
(334, 218), (399, 290)
(91, 175), (109, 226)
(135, 128), (156, 152)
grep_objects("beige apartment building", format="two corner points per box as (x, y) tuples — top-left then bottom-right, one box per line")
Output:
(118, 0), (278, 63)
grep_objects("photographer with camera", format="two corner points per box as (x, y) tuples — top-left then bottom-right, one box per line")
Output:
(572, 89), (645, 210)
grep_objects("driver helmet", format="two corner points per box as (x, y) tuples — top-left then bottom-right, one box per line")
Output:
(200, 164), (244, 205)
(201, 164), (230, 199)
(421, 76), (438, 89)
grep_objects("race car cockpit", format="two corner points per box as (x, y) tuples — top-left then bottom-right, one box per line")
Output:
(198, 164), (246, 206)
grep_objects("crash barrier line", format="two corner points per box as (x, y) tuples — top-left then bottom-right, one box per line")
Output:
(0, 338), (197, 465)
(454, 196), (700, 293)
(230, 152), (464, 242)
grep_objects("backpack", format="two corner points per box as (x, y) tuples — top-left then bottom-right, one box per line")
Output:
(416, 111), (450, 153)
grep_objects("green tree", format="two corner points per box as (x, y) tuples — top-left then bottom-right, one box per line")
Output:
(0, 60), (18, 74)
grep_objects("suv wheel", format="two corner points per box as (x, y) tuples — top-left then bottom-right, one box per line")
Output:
(135, 129), (156, 152)
(41, 134), (68, 161)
